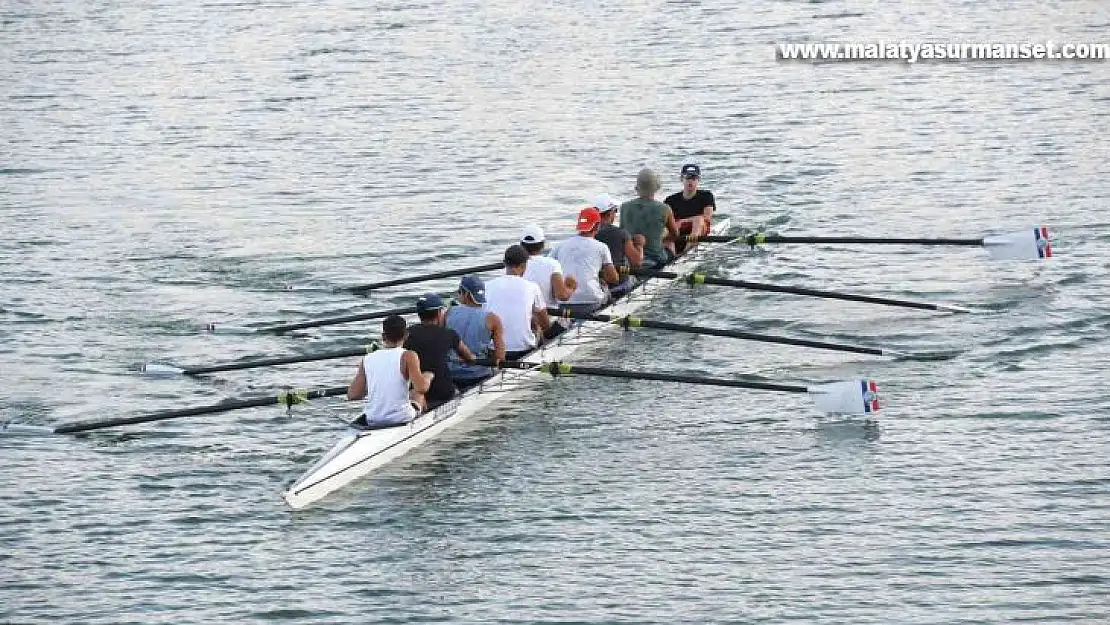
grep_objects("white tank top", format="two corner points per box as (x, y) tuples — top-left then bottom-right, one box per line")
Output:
(362, 347), (414, 424)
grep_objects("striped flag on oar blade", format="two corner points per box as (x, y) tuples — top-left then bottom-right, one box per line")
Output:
(983, 225), (1053, 260)
(807, 379), (881, 415)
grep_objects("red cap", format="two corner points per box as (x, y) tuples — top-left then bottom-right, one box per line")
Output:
(576, 207), (601, 232)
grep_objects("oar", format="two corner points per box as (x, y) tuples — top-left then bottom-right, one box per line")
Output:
(256, 306), (418, 334)
(493, 360), (881, 415)
(141, 344), (380, 377)
(632, 270), (971, 313)
(345, 262), (504, 294)
(551, 310), (903, 357)
(695, 226), (1053, 260)
(3, 386), (350, 436)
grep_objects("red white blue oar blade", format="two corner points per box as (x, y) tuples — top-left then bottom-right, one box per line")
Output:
(983, 226), (1053, 261)
(807, 379), (881, 415)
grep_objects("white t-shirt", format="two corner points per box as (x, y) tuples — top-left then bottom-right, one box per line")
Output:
(523, 254), (563, 307)
(551, 235), (614, 304)
(484, 274), (545, 352)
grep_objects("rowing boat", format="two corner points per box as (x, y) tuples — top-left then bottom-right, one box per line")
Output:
(0, 218), (1053, 500)
(282, 218), (734, 509)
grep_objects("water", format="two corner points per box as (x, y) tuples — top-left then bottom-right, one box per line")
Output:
(3, 0), (1109, 622)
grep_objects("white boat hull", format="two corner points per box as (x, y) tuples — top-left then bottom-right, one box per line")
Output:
(283, 219), (732, 510)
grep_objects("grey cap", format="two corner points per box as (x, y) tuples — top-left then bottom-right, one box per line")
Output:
(635, 168), (661, 194)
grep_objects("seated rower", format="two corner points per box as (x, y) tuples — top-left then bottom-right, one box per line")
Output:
(347, 314), (432, 426)
(485, 244), (551, 360)
(404, 292), (476, 408)
(664, 162), (715, 255)
(446, 274), (506, 390)
(619, 168), (681, 267)
(550, 206), (620, 315)
(520, 223), (576, 340)
(592, 193), (645, 298)
(520, 224), (577, 308)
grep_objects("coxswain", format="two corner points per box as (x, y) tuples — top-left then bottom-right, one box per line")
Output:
(664, 162), (716, 254)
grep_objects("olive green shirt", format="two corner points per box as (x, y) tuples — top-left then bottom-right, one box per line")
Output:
(619, 198), (670, 265)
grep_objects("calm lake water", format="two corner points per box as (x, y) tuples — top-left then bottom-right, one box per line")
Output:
(3, 0), (1109, 623)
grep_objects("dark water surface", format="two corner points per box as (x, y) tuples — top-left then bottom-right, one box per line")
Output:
(3, 0), (1109, 623)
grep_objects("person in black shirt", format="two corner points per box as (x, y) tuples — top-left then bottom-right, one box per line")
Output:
(592, 193), (644, 296)
(664, 163), (716, 255)
(404, 292), (476, 407)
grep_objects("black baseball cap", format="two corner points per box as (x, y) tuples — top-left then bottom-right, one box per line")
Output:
(681, 163), (700, 179)
(415, 292), (445, 313)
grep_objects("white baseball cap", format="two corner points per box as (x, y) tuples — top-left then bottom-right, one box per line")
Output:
(520, 224), (545, 244)
(593, 193), (619, 213)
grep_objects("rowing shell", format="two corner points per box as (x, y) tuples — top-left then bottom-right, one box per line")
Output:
(282, 218), (733, 510)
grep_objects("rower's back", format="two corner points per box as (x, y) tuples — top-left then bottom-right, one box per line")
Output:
(446, 305), (493, 380)
(596, 222), (631, 269)
(522, 254), (562, 307)
(620, 197), (669, 266)
(405, 322), (461, 403)
(485, 274), (543, 353)
(362, 347), (415, 425)
(551, 234), (612, 305)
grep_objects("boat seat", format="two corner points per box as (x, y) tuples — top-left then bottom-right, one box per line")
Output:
(349, 413), (412, 432)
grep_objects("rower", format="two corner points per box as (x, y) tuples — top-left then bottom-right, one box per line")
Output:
(484, 244), (551, 360)
(619, 168), (681, 268)
(664, 162), (716, 255)
(346, 314), (431, 426)
(520, 224), (577, 307)
(592, 193), (645, 298)
(404, 292), (477, 407)
(445, 274), (506, 390)
(550, 206), (620, 315)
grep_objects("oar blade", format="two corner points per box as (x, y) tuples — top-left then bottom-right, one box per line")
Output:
(140, 363), (186, 378)
(203, 323), (258, 335)
(983, 226), (1053, 261)
(807, 379), (881, 415)
(1, 422), (56, 436)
